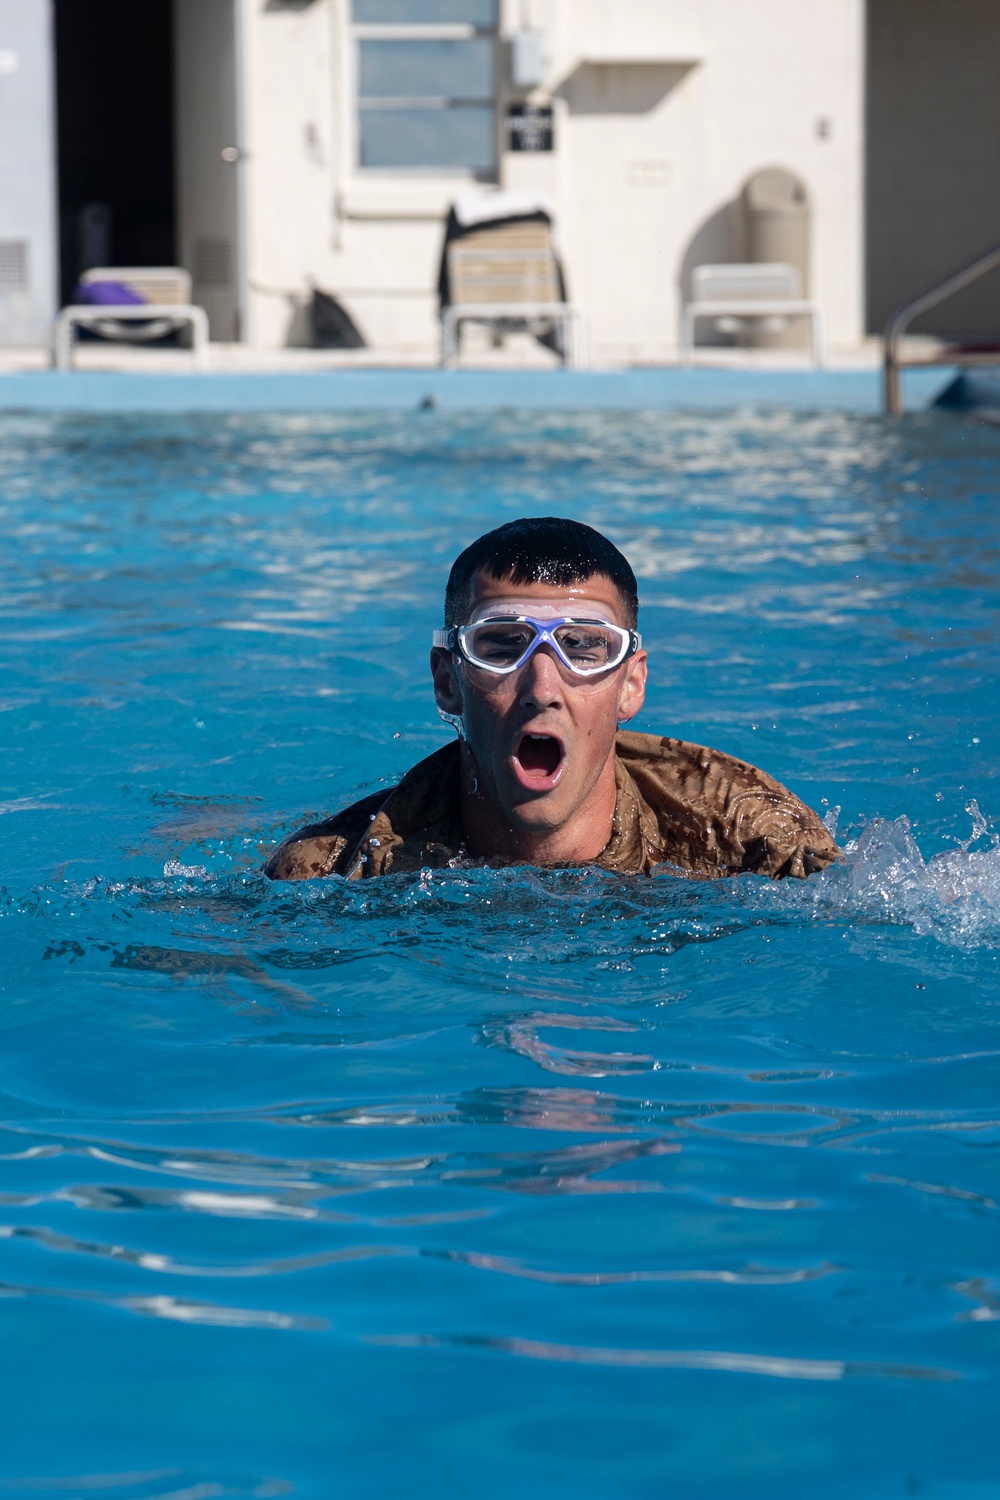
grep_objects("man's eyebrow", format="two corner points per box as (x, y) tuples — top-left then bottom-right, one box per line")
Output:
(475, 609), (613, 618)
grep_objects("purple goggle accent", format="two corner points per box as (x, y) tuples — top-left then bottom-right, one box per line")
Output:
(432, 615), (641, 677)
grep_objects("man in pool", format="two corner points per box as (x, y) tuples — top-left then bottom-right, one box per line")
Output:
(264, 517), (839, 882)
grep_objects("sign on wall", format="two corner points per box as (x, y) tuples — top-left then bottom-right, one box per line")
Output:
(506, 105), (554, 153)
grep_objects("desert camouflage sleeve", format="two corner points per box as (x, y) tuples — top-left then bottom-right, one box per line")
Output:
(616, 731), (840, 879)
(263, 790), (387, 881)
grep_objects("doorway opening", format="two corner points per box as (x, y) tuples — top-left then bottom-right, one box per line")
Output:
(54, 0), (176, 306)
(867, 0), (1000, 338)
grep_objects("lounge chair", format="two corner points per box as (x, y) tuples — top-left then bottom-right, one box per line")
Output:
(438, 194), (584, 368)
(680, 263), (825, 365)
(53, 267), (209, 370)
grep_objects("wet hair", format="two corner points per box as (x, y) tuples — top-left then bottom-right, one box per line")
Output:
(444, 517), (638, 629)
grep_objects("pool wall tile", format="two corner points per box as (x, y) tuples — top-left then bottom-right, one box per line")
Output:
(0, 367), (957, 413)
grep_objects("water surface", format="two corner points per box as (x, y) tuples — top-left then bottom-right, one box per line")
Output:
(1, 408), (999, 1499)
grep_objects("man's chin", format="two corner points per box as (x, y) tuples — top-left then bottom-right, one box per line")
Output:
(504, 783), (577, 834)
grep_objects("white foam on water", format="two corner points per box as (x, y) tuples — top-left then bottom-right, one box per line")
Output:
(757, 802), (1000, 950)
(163, 860), (209, 880)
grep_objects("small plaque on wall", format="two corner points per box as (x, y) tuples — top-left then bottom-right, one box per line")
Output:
(506, 105), (554, 153)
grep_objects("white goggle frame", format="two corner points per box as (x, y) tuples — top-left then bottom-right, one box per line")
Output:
(432, 614), (641, 678)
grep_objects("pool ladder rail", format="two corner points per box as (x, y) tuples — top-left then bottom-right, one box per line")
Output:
(884, 237), (1000, 414)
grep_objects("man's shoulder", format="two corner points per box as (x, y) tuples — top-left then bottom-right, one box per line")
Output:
(263, 788), (389, 881)
(263, 740), (462, 882)
(616, 729), (752, 774)
(614, 729), (839, 878)
(616, 729), (796, 795)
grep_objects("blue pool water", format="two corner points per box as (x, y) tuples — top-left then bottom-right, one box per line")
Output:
(1, 407), (999, 1499)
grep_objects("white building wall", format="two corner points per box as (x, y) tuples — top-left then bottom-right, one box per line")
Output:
(0, 0), (57, 346)
(240, 0), (337, 348)
(553, 0), (865, 358)
(241, 0), (864, 358)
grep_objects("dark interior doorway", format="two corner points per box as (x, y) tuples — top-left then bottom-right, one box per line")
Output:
(867, 0), (1000, 338)
(54, 0), (175, 305)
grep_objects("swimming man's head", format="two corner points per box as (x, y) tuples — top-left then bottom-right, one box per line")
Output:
(431, 517), (647, 864)
(443, 516), (639, 630)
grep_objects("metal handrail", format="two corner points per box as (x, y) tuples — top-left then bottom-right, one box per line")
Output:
(883, 238), (1000, 414)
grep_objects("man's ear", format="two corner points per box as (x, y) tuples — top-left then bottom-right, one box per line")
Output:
(616, 649), (647, 724)
(431, 647), (464, 715)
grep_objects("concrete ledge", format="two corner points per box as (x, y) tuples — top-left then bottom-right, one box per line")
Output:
(0, 366), (958, 414)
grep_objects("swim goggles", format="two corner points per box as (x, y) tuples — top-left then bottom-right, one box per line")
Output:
(433, 614), (642, 677)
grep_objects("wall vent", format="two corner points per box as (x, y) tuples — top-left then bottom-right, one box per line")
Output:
(194, 237), (232, 287)
(0, 241), (29, 297)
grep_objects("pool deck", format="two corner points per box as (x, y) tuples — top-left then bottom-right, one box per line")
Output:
(0, 352), (958, 414)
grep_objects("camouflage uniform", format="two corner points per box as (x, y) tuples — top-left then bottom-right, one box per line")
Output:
(264, 730), (838, 882)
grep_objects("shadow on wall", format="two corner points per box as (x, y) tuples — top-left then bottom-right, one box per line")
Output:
(249, 286), (329, 348)
(678, 168), (812, 349)
(555, 61), (695, 115)
(279, 286), (368, 349)
(678, 197), (743, 346)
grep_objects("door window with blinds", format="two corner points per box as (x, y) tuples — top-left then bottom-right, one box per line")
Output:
(352, 0), (497, 176)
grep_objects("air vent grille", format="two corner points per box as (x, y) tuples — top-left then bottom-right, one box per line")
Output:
(0, 240), (29, 296)
(194, 237), (232, 287)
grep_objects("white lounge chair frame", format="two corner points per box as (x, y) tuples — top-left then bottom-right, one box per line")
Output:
(441, 299), (585, 368)
(680, 263), (826, 366)
(441, 228), (586, 368)
(52, 266), (209, 370)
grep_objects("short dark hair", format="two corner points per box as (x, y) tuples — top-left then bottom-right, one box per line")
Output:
(444, 517), (638, 629)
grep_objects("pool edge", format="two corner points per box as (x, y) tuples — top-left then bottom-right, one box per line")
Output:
(0, 366), (958, 414)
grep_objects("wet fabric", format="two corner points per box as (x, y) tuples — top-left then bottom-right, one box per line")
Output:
(264, 730), (839, 882)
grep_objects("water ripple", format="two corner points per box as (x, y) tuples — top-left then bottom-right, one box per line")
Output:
(0, 1278), (323, 1330)
(370, 1332), (959, 1382)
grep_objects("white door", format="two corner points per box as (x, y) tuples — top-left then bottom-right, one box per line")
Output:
(174, 0), (242, 341)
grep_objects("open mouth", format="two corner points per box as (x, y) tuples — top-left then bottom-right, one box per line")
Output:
(513, 732), (564, 787)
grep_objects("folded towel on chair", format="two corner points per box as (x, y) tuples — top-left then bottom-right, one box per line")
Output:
(72, 280), (147, 306)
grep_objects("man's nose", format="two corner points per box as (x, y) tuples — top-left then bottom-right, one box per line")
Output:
(517, 646), (565, 709)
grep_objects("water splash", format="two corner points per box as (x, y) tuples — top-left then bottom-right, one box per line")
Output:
(753, 808), (1000, 949)
(8, 807), (999, 965)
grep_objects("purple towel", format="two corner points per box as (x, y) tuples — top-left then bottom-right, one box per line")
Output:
(73, 280), (147, 306)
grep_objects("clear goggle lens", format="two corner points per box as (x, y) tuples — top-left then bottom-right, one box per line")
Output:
(434, 616), (640, 677)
